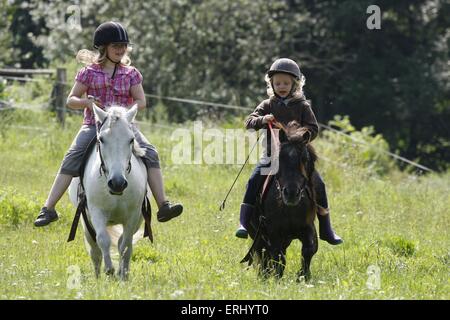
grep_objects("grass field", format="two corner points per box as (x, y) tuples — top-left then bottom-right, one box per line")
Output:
(0, 108), (448, 300)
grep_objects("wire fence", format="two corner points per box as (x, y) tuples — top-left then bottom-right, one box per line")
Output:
(0, 71), (434, 173)
(144, 93), (253, 111)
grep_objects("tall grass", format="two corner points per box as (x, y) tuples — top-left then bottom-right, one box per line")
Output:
(0, 109), (448, 299)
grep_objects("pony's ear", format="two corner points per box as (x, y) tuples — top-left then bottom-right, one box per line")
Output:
(125, 104), (138, 123)
(93, 104), (107, 123)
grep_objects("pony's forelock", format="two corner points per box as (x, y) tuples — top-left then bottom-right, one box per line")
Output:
(285, 121), (306, 143)
(101, 106), (144, 157)
(104, 106), (129, 128)
(279, 121), (318, 179)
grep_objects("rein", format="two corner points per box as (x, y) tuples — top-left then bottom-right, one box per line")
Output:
(259, 121), (281, 202)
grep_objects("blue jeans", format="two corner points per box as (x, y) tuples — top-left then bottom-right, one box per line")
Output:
(242, 162), (271, 205)
(59, 124), (160, 177)
(242, 163), (328, 209)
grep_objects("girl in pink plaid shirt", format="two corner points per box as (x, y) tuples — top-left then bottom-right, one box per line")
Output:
(34, 22), (183, 227)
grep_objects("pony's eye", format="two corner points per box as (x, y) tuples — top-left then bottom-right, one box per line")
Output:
(129, 138), (134, 144)
(99, 137), (104, 143)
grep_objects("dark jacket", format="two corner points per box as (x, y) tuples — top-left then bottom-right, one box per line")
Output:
(245, 95), (319, 144)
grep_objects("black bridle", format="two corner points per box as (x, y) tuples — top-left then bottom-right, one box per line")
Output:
(274, 141), (311, 205)
(96, 116), (132, 177)
(272, 172), (309, 209)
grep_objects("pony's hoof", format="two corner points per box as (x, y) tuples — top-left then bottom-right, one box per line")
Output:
(297, 271), (311, 283)
(119, 275), (129, 281)
(105, 268), (115, 277)
(118, 270), (129, 281)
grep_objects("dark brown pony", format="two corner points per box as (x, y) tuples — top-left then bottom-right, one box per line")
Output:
(241, 121), (319, 280)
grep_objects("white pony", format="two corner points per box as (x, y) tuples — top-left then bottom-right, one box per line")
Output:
(68, 104), (148, 280)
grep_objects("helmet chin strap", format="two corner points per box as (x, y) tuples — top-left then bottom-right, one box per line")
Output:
(106, 54), (120, 79)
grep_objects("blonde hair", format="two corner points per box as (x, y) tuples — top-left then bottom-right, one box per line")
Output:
(265, 73), (306, 99)
(76, 45), (132, 66)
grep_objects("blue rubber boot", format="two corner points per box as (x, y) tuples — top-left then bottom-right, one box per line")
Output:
(235, 203), (254, 239)
(318, 211), (343, 245)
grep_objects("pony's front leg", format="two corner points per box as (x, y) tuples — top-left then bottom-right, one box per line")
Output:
(90, 245), (102, 278)
(82, 222), (102, 278)
(298, 225), (318, 282)
(117, 225), (134, 281)
(90, 210), (115, 277)
(267, 242), (286, 279)
(85, 232), (102, 278)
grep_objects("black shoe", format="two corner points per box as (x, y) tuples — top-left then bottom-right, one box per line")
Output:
(157, 201), (183, 222)
(34, 207), (59, 227)
(318, 213), (343, 245)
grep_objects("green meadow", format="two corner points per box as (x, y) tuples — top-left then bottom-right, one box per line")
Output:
(0, 108), (448, 300)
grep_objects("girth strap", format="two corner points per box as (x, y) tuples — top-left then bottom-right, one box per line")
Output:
(240, 215), (271, 265)
(67, 191), (97, 242)
(67, 190), (153, 243)
(142, 195), (153, 242)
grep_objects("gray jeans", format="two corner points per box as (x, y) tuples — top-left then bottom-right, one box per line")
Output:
(59, 124), (160, 177)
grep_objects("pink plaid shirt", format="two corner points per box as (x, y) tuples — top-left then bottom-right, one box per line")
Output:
(75, 64), (143, 125)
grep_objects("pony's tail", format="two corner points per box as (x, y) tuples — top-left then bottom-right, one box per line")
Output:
(82, 224), (144, 257)
(106, 225), (144, 248)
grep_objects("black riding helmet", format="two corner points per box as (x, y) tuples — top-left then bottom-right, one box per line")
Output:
(267, 58), (302, 99)
(267, 58), (302, 79)
(93, 21), (131, 79)
(93, 21), (130, 49)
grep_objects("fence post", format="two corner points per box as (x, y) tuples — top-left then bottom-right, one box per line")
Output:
(54, 68), (67, 126)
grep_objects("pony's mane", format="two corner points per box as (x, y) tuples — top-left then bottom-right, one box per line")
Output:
(282, 121), (319, 168)
(307, 144), (318, 163)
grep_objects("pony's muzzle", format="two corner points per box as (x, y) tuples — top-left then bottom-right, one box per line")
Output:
(107, 175), (128, 195)
(282, 186), (302, 206)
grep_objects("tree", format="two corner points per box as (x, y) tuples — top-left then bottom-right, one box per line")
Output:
(5, 0), (48, 68)
(17, 0), (450, 170)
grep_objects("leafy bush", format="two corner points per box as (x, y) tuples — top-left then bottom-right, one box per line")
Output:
(0, 78), (7, 100)
(321, 115), (395, 175)
(2, 77), (53, 107)
(0, 187), (41, 227)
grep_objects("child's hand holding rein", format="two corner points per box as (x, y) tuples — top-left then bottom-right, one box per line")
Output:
(262, 114), (275, 124)
(86, 95), (102, 110)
